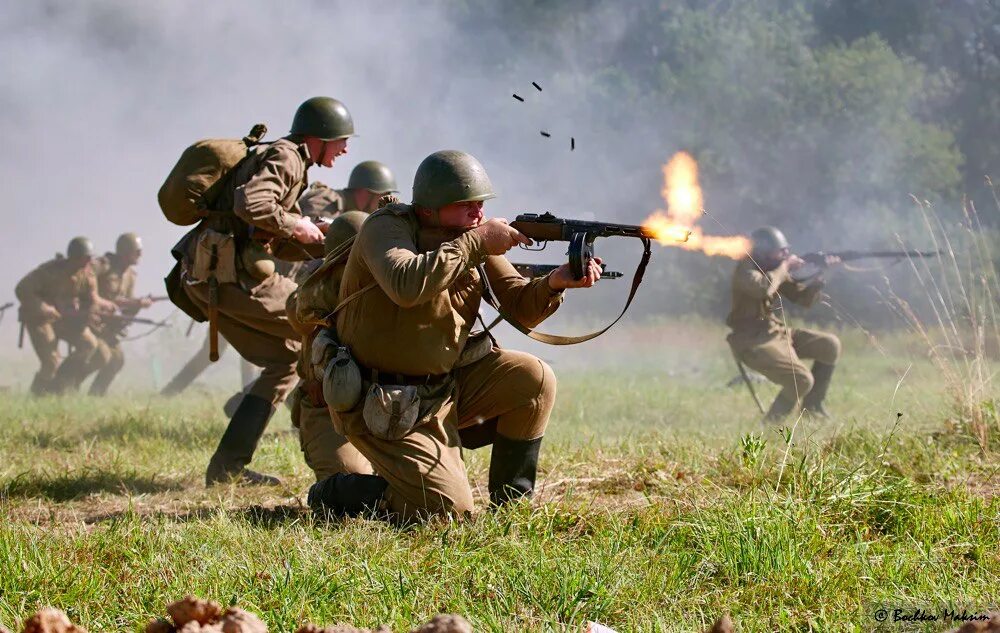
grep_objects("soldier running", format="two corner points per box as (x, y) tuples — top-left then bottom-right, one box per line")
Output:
(15, 237), (117, 395)
(169, 96), (356, 485)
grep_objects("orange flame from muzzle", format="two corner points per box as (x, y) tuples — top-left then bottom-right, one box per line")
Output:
(642, 152), (750, 260)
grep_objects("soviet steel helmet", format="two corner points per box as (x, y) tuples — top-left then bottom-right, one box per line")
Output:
(289, 97), (356, 141)
(347, 161), (398, 194)
(411, 150), (496, 209)
(66, 237), (94, 259)
(115, 232), (142, 256)
(324, 211), (368, 254)
(750, 226), (789, 255)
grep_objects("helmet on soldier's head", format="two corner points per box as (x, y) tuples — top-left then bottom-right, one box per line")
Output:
(66, 237), (94, 259)
(115, 232), (142, 256)
(347, 161), (397, 193)
(412, 150), (496, 209)
(324, 211), (368, 254)
(289, 97), (355, 141)
(751, 226), (789, 255)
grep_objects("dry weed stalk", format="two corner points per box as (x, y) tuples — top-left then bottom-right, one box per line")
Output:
(886, 193), (999, 450)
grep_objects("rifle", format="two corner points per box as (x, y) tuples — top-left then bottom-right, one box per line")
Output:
(512, 263), (623, 280)
(802, 250), (941, 267)
(480, 213), (654, 345)
(0, 301), (13, 325)
(116, 295), (169, 311)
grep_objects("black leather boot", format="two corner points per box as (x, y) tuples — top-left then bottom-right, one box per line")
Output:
(763, 395), (797, 424)
(488, 435), (543, 506)
(205, 394), (281, 486)
(307, 473), (389, 519)
(802, 362), (835, 418)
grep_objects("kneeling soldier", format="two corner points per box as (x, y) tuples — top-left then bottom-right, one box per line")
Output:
(307, 150), (602, 521)
(726, 227), (842, 422)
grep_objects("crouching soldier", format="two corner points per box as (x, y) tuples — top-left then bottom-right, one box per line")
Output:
(726, 227), (842, 422)
(306, 150), (603, 522)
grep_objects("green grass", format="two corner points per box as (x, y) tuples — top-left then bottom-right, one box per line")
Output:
(0, 323), (997, 632)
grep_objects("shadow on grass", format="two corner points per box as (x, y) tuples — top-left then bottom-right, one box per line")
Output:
(84, 503), (311, 526)
(1, 468), (183, 501)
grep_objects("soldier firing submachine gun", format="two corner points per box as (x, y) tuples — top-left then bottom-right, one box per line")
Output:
(480, 212), (656, 344)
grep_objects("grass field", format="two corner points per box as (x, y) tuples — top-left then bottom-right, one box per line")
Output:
(0, 322), (997, 632)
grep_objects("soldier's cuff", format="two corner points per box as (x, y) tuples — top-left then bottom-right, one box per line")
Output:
(274, 211), (300, 239)
(455, 230), (489, 267)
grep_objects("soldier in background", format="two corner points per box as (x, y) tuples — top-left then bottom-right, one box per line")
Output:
(15, 237), (116, 395)
(73, 233), (155, 395)
(168, 96), (355, 486)
(726, 227), (842, 422)
(160, 330), (258, 398)
(298, 160), (397, 220)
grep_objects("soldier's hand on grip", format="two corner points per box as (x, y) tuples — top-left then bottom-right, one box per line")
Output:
(40, 303), (61, 321)
(785, 254), (805, 271)
(292, 217), (325, 244)
(475, 218), (531, 256)
(548, 257), (604, 290)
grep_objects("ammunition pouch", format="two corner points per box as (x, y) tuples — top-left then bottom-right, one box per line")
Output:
(361, 383), (422, 441)
(191, 230), (238, 284)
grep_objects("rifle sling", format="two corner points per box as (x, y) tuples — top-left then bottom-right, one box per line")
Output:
(479, 238), (651, 345)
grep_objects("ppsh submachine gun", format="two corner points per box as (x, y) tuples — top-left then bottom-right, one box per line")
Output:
(480, 212), (656, 345)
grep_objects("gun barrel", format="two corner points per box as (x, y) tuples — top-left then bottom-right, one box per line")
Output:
(822, 249), (942, 262)
(511, 212), (656, 242)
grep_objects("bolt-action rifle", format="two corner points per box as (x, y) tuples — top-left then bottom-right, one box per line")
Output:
(802, 250), (941, 267)
(479, 213), (655, 345)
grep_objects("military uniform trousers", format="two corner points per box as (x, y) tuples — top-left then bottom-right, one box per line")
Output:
(26, 321), (101, 394)
(182, 273), (299, 406)
(343, 347), (556, 522)
(731, 327), (841, 405)
(292, 392), (373, 481)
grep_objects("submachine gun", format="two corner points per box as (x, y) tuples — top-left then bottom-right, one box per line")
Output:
(480, 212), (656, 345)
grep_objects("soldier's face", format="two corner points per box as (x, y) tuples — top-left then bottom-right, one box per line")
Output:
(435, 200), (485, 228)
(69, 256), (91, 271)
(305, 137), (349, 167)
(124, 249), (142, 267)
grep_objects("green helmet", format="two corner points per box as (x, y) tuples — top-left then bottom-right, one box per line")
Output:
(347, 161), (398, 193)
(115, 232), (142, 256)
(751, 226), (789, 255)
(412, 150), (496, 209)
(324, 211), (368, 253)
(66, 237), (94, 259)
(289, 96), (355, 141)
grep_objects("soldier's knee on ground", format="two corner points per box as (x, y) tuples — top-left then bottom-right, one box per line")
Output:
(386, 484), (474, 523)
(495, 356), (557, 441)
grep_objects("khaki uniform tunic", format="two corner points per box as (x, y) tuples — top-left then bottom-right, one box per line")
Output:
(291, 184), (374, 481)
(333, 204), (563, 520)
(76, 254), (139, 395)
(726, 258), (841, 405)
(179, 137), (315, 406)
(15, 257), (101, 394)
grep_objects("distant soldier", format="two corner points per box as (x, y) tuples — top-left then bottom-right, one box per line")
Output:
(297, 160), (397, 220)
(726, 227), (842, 422)
(15, 237), (117, 395)
(73, 233), (155, 395)
(169, 96), (355, 485)
(306, 150), (604, 522)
